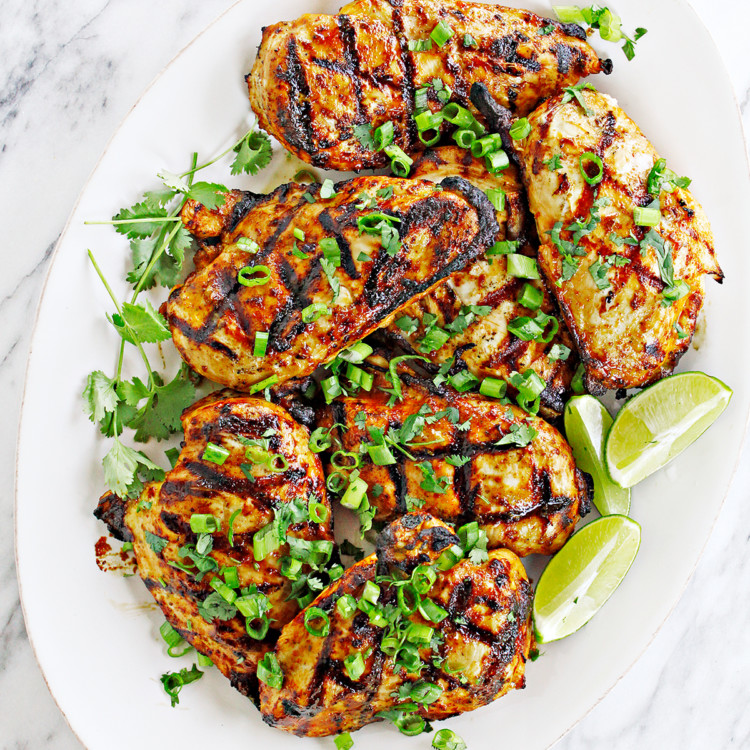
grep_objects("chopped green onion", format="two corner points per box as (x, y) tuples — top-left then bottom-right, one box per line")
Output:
(415, 110), (443, 132)
(408, 38), (433, 52)
(410, 681), (443, 704)
(309, 501), (329, 524)
(548, 343), (571, 361)
(633, 205), (661, 226)
(509, 117), (531, 140)
(245, 617), (270, 640)
(338, 341), (373, 363)
(344, 652), (366, 681)
(553, 5), (587, 24)
(253, 331), (269, 357)
(436, 544), (464, 570)
(337, 594), (357, 618)
(433, 728), (468, 750)
(223, 566), (240, 589)
(463, 33), (478, 48)
(210, 577), (237, 604)
(367, 443), (396, 466)
(508, 315), (544, 341)
(335, 733), (354, 750)
(304, 607), (331, 637)
(340, 476), (369, 510)
(663, 279), (690, 305)
(280, 556), (303, 579)
(471, 133), (503, 158)
(320, 237), (341, 267)
(236, 236), (260, 253)
(506, 254), (540, 279)
(480, 376), (507, 399)
(419, 598), (448, 623)
(405, 622), (434, 644)
(293, 228), (305, 241)
(361, 581), (380, 605)
(293, 169), (319, 184)
(160, 665), (203, 707)
(257, 652), (283, 689)
(453, 128), (477, 149)
(384, 143), (413, 177)
(458, 521), (480, 549)
(448, 370), (479, 393)
(331, 450), (360, 470)
(237, 264), (271, 287)
(160, 621), (183, 648)
(443, 103), (477, 130)
(518, 282), (543, 310)
(420, 326), (451, 353)
(190, 513), (221, 534)
(320, 178), (337, 199)
(571, 362), (586, 394)
(196, 652), (213, 668)
(395, 713), (427, 736)
(579, 152), (604, 185)
(486, 149), (510, 173)
(485, 188), (505, 211)
(412, 565), (437, 594)
(397, 584), (420, 616)
(253, 522), (280, 561)
(308, 427), (333, 453)
(373, 120), (394, 151)
(430, 19), (454, 47)
(247, 374), (278, 395)
(202, 442), (229, 465)
(302, 302), (328, 323)
(322, 375), (344, 404)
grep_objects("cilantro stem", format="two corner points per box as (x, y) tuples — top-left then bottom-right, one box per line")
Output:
(130, 220), (185, 299)
(180, 127), (255, 179)
(87, 249), (156, 389)
(84, 217), (181, 226)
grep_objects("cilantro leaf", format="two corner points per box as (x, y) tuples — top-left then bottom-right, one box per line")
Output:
(231, 130), (273, 176)
(110, 300), (171, 344)
(353, 123), (375, 150)
(129, 366), (196, 442)
(561, 82), (596, 115)
(83, 370), (118, 423)
(145, 530), (168, 555)
(187, 181), (227, 210)
(103, 440), (162, 497)
(111, 202), (169, 239)
(496, 423), (537, 448)
(198, 591), (238, 622)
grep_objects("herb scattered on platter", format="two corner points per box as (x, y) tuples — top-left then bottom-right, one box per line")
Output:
(83, 125), (273, 499)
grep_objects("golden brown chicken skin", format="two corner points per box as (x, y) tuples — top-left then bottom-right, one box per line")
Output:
(383, 146), (577, 415)
(318, 358), (590, 556)
(247, 0), (610, 171)
(260, 513), (532, 736)
(167, 175), (498, 392)
(95, 396), (335, 699)
(498, 86), (723, 389)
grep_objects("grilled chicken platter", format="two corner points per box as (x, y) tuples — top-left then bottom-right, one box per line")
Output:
(473, 83), (723, 389)
(260, 512), (532, 736)
(248, 0), (611, 171)
(87, 0), (725, 743)
(167, 175), (498, 391)
(318, 355), (590, 556)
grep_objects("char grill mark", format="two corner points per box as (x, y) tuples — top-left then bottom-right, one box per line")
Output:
(279, 38), (315, 155)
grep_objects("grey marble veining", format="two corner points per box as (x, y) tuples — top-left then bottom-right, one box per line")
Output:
(2, 1), (749, 748)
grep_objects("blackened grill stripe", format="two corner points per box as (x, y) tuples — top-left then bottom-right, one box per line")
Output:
(388, 459), (408, 514)
(337, 15), (366, 126)
(281, 38), (315, 153)
(389, 5), (418, 148)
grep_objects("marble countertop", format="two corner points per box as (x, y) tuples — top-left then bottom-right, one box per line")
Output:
(3, 1), (749, 748)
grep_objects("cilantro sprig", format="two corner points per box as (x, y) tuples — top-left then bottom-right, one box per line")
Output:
(84, 124), (274, 498)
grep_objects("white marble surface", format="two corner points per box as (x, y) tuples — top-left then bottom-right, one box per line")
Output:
(3, 0), (749, 748)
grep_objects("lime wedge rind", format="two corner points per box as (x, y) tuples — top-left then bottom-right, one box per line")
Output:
(532, 515), (641, 644)
(604, 371), (732, 489)
(564, 395), (631, 516)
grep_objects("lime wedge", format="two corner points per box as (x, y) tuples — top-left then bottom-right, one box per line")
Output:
(533, 515), (641, 643)
(564, 395), (631, 516)
(604, 372), (732, 488)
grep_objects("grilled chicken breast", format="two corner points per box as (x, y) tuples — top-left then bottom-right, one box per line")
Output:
(168, 175), (498, 391)
(479, 85), (723, 389)
(383, 146), (577, 415)
(260, 512), (532, 736)
(318, 357), (590, 556)
(248, 0), (611, 171)
(95, 396), (335, 698)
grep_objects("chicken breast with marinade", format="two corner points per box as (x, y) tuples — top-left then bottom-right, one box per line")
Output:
(260, 512), (532, 736)
(383, 146), (577, 415)
(318, 357), (591, 556)
(247, 0), (611, 171)
(485, 85), (723, 389)
(167, 175), (498, 391)
(95, 396), (335, 699)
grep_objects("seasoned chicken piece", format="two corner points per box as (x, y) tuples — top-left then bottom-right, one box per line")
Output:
(318, 358), (590, 556)
(167, 176), (498, 392)
(476, 84), (723, 389)
(383, 146), (577, 415)
(95, 396), (335, 699)
(260, 512), (532, 736)
(247, 0), (611, 171)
